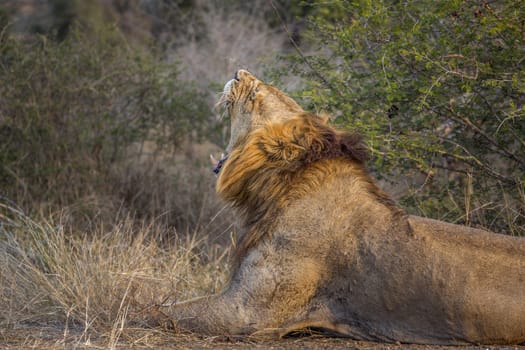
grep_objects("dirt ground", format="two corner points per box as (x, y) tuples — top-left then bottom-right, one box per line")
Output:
(2, 327), (524, 350)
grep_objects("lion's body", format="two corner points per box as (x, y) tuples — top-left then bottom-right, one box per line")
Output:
(161, 70), (525, 344)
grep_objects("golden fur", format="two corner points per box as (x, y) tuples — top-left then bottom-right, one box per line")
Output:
(158, 70), (525, 345)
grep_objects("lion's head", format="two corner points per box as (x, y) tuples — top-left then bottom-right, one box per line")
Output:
(216, 70), (304, 170)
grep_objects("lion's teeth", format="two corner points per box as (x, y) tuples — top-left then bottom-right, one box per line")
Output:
(223, 79), (235, 93)
(210, 154), (218, 166)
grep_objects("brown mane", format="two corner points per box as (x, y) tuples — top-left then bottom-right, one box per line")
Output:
(216, 112), (400, 266)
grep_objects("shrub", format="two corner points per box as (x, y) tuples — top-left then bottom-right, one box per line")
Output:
(0, 23), (216, 230)
(281, 0), (524, 235)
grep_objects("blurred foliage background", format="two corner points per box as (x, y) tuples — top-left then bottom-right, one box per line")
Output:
(0, 0), (523, 236)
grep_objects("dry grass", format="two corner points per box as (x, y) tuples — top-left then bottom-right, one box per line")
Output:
(0, 202), (230, 348)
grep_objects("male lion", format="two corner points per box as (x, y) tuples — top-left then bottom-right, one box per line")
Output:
(160, 70), (525, 345)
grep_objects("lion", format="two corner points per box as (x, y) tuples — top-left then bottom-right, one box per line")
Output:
(158, 69), (525, 345)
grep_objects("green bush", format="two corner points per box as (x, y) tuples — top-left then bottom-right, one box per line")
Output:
(282, 0), (524, 234)
(0, 24), (213, 227)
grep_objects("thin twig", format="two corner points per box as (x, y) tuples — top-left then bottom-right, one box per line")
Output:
(449, 110), (525, 167)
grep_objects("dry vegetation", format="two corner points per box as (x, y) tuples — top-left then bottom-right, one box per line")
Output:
(0, 203), (230, 348)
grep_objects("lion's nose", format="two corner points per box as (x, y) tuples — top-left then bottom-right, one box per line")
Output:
(235, 69), (251, 81)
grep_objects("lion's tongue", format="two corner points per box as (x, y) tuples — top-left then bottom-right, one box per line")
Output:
(212, 154), (229, 174)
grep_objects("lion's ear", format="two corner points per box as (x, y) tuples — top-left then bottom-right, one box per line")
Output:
(298, 126), (335, 164)
(257, 114), (368, 166)
(259, 136), (305, 163)
(258, 115), (334, 165)
(338, 131), (369, 163)
(298, 117), (370, 164)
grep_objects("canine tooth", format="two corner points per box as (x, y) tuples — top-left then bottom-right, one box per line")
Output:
(210, 154), (218, 166)
(223, 79), (234, 93)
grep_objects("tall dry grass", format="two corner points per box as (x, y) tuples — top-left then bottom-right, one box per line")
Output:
(0, 202), (230, 347)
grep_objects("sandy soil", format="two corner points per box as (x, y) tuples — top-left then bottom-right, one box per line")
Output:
(2, 327), (524, 350)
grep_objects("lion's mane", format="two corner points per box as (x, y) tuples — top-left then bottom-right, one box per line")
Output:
(216, 112), (401, 265)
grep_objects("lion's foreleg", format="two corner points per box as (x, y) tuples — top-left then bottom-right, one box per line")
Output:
(158, 294), (245, 335)
(159, 251), (324, 336)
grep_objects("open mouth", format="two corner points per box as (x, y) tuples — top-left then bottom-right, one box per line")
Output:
(223, 79), (235, 95)
(222, 72), (239, 96)
(212, 72), (239, 174)
(212, 153), (229, 174)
